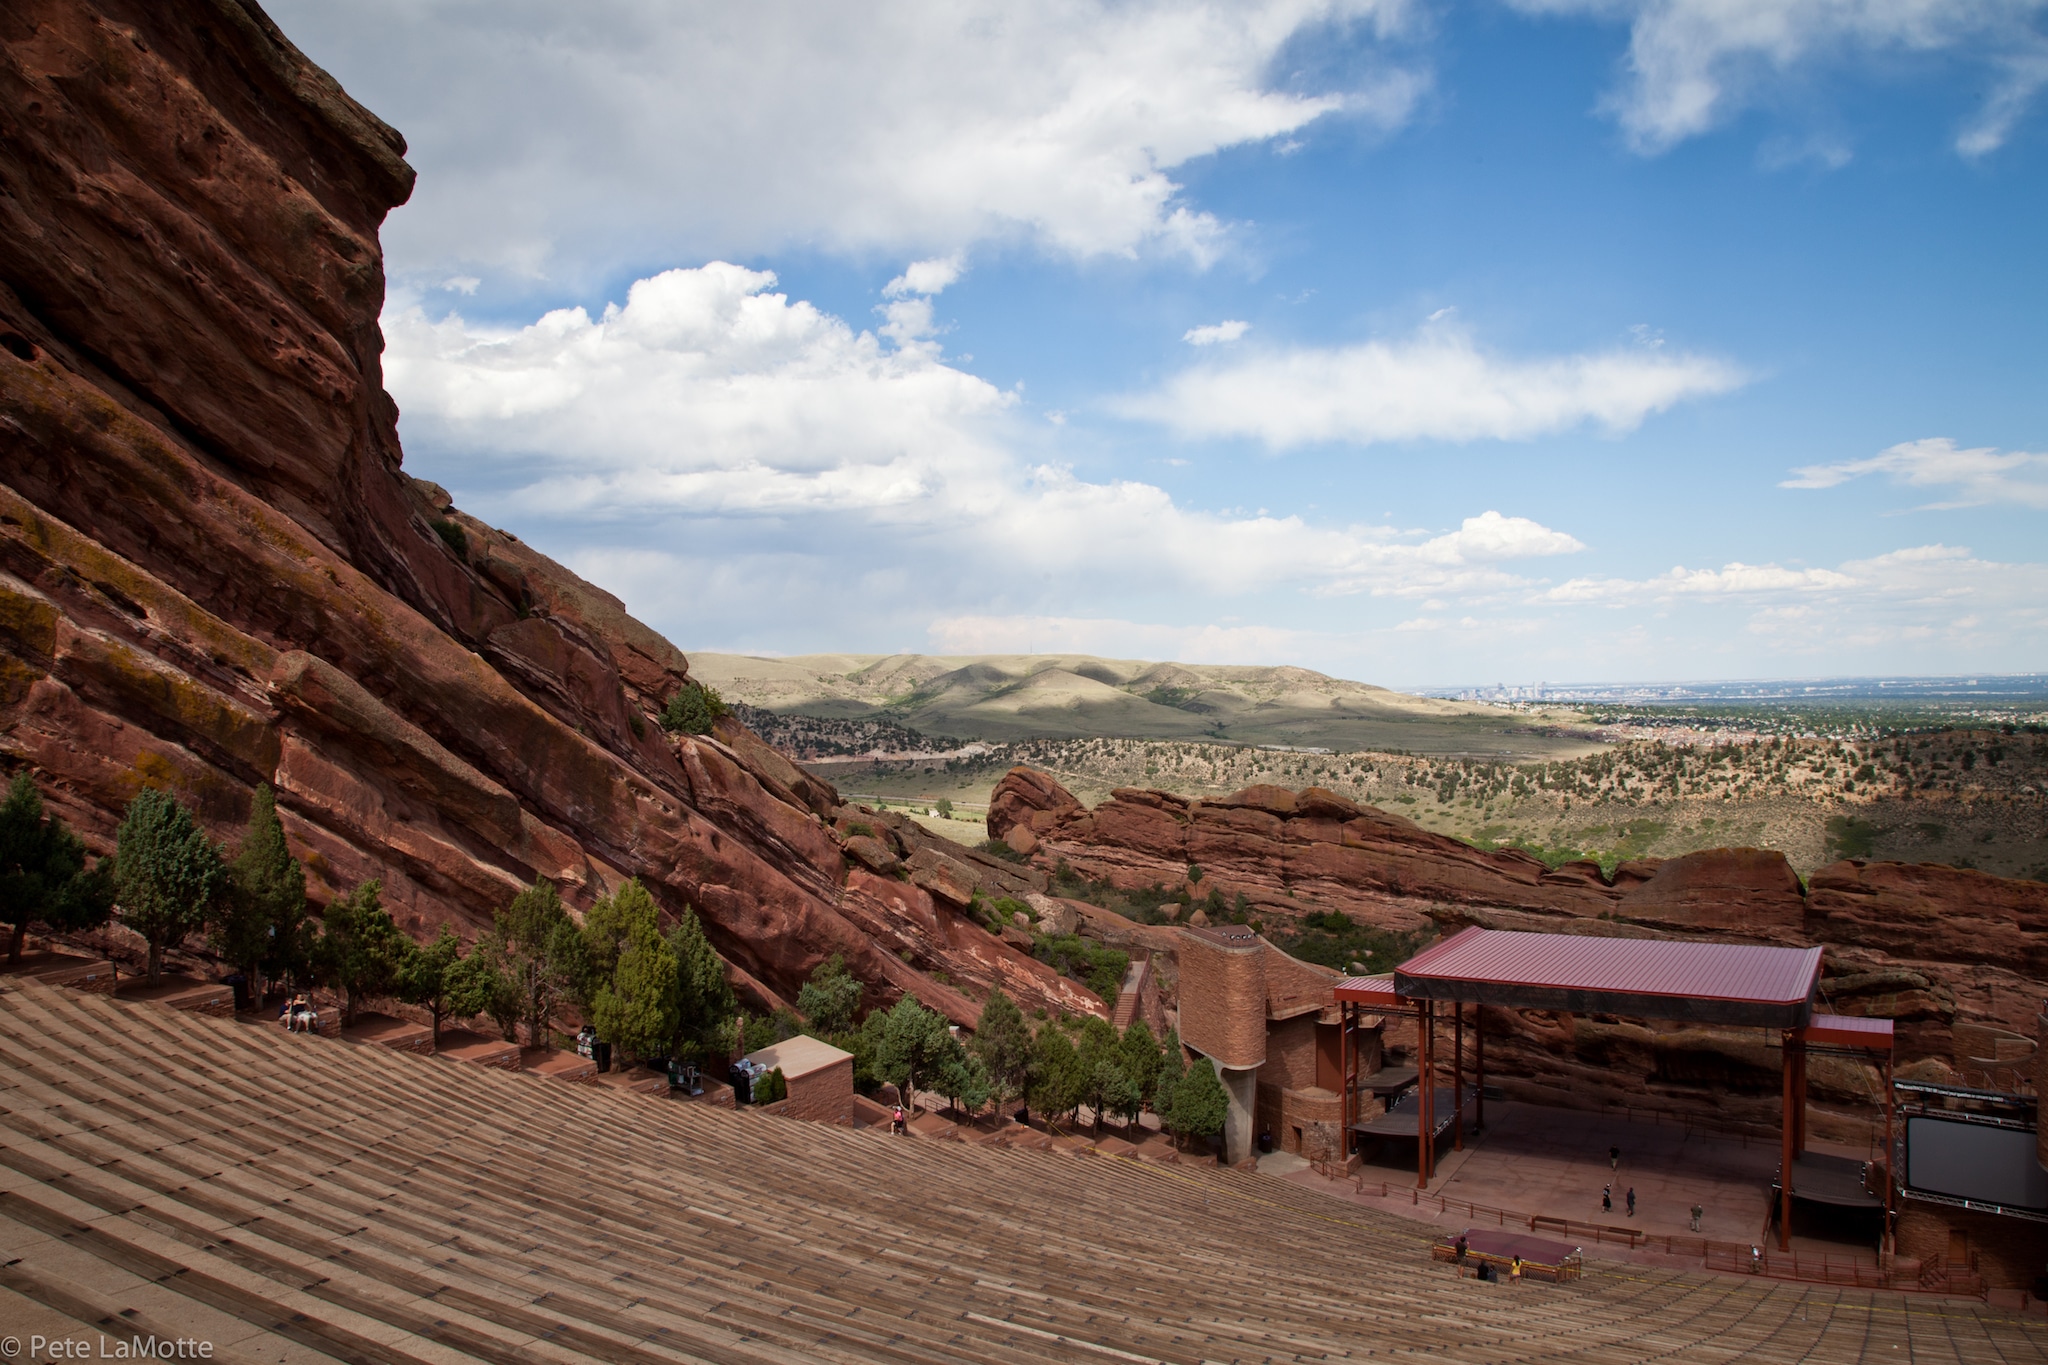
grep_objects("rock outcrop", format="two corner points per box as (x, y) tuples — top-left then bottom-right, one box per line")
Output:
(0, 0), (1086, 1026)
(990, 766), (2048, 1120)
(990, 770), (1809, 935)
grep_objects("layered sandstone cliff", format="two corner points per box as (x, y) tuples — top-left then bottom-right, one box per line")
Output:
(0, 0), (1096, 1025)
(991, 767), (2048, 1127)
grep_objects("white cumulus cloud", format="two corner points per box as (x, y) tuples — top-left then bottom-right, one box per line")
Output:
(884, 256), (966, 299)
(1118, 321), (1744, 447)
(383, 264), (1589, 643)
(274, 0), (1428, 285)
(1782, 437), (2048, 509)
(1184, 320), (1251, 346)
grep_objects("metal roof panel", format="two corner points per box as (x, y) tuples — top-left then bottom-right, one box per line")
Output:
(1397, 926), (1822, 1007)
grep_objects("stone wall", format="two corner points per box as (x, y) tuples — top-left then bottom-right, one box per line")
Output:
(1896, 1202), (2048, 1292)
(783, 1058), (856, 1125)
(1178, 927), (1265, 1069)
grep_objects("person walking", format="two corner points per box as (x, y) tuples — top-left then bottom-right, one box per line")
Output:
(892, 1105), (907, 1136)
(1690, 1204), (1703, 1233)
(1602, 1185), (1612, 1213)
(1609, 1144), (1620, 1171)
(1509, 1256), (1522, 1285)
(1626, 1187), (1636, 1217)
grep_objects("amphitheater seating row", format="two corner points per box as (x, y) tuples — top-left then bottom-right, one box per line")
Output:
(0, 980), (2036, 1364)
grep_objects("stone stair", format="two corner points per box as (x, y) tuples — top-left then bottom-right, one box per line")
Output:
(0, 978), (2030, 1363)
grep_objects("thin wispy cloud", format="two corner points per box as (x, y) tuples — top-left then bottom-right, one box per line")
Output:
(1510, 0), (2048, 157)
(1783, 437), (2048, 509)
(1119, 321), (1744, 447)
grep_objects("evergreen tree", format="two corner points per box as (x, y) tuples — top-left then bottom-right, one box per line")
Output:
(0, 772), (114, 964)
(497, 879), (577, 1045)
(1169, 1053), (1230, 1153)
(875, 995), (954, 1107)
(934, 1049), (991, 1116)
(315, 880), (407, 1026)
(659, 682), (728, 735)
(213, 785), (307, 993)
(1100, 1059), (1143, 1130)
(1028, 1024), (1086, 1124)
(796, 953), (862, 1035)
(969, 989), (1033, 1110)
(1118, 1019), (1165, 1111)
(666, 904), (737, 1060)
(114, 788), (224, 983)
(396, 925), (466, 1043)
(1074, 1016), (1127, 1133)
(446, 941), (519, 1040)
(588, 880), (680, 1060)
(1153, 1027), (1188, 1135)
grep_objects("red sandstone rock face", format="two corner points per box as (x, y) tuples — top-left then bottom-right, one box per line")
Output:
(988, 767), (2048, 1081)
(0, 0), (1051, 1027)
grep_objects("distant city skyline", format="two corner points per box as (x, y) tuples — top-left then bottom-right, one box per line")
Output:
(274, 0), (2047, 684)
(1415, 674), (2048, 704)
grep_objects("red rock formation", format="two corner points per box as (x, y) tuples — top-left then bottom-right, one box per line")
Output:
(990, 766), (2048, 1094)
(0, 0), (1086, 1027)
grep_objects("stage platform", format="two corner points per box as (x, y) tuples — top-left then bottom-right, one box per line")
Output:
(1351, 1086), (1475, 1141)
(1777, 1152), (1883, 1209)
(1308, 1100), (1890, 1263)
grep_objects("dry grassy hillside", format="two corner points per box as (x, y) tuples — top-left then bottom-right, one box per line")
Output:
(692, 651), (1601, 755)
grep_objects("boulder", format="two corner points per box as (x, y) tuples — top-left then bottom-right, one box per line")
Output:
(905, 847), (980, 908)
(843, 836), (900, 874)
(1025, 894), (1079, 937)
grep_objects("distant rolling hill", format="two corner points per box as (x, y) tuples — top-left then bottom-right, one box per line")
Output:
(687, 652), (1587, 752)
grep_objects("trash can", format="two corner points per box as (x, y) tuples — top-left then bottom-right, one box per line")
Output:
(593, 1040), (612, 1073)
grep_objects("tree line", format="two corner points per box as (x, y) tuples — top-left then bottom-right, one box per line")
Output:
(7, 772), (1234, 1145)
(0, 775), (736, 1058)
(790, 958), (1227, 1150)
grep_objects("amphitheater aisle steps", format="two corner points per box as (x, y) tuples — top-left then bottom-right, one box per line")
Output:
(0, 984), (2041, 1364)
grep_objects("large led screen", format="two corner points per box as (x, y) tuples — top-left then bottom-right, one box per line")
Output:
(1904, 1117), (2048, 1210)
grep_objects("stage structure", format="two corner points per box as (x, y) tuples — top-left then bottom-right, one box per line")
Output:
(1334, 927), (1895, 1251)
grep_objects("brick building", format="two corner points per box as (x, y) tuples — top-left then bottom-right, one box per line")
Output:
(742, 1035), (856, 1125)
(1178, 925), (1382, 1167)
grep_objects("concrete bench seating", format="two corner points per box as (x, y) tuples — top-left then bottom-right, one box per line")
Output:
(431, 1026), (521, 1069)
(594, 1065), (668, 1096)
(114, 973), (233, 1016)
(339, 1011), (433, 1053)
(520, 1044), (599, 1083)
(0, 949), (118, 994)
(0, 979), (2028, 1365)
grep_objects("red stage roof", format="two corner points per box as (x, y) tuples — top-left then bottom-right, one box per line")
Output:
(1334, 974), (1402, 1009)
(1393, 927), (1823, 1027)
(1798, 1013), (1895, 1052)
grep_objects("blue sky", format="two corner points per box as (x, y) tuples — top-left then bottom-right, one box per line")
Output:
(272, 0), (2048, 687)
